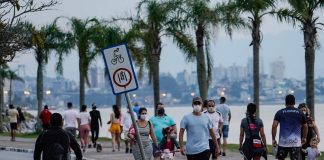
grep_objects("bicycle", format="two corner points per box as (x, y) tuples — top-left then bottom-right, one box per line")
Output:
(111, 48), (124, 65)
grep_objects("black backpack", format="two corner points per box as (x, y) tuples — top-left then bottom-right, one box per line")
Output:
(42, 130), (70, 160)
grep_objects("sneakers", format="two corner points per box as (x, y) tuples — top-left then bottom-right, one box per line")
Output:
(93, 143), (97, 148)
(126, 148), (129, 153)
(130, 149), (132, 153)
(222, 152), (226, 156)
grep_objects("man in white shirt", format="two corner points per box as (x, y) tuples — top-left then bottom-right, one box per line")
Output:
(205, 100), (223, 160)
(8, 104), (19, 141)
(121, 109), (133, 153)
(62, 102), (79, 137)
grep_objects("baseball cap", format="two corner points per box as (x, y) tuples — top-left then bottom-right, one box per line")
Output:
(192, 96), (203, 104)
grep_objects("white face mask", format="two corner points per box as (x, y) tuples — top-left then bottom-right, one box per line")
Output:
(208, 107), (215, 113)
(193, 105), (202, 112)
(140, 115), (146, 120)
(303, 111), (307, 115)
(170, 133), (177, 139)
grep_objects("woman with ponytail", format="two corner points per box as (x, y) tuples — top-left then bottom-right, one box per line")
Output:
(239, 103), (267, 160)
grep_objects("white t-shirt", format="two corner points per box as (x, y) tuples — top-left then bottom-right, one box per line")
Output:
(78, 112), (91, 125)
(8, 109), (19, 123)
(205, 111), (223, 138)
(121, 112), (132, 131)
(63, 109), (78, 128)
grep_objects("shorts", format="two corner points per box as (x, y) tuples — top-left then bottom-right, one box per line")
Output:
(209, 139), (220, 158)
(65, 127), (77, 137)
(123, 131), (130, 140)
(109, 123), (121, 134)
(10, 123), (17, 130)
(187, 149), (210, 160)
(222, 125), (229, 138)
(276, 146), (301, 160)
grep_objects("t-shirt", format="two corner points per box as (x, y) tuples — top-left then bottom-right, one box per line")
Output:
(63, 109), (79, 128)
(205, 111), (223, 138)
(90, 110), (101, 127)
(8, 109), (19, 123)
(274, 107), (306, 147)
(40, 109), (52, 125)
(133, 106), (140, 118)
(240, 117), (263, 139)
(306, 147), (321, 160)
(149, 115), (176, 143)
(121, 112), (133, 131)
(78, 112), (91, 125)
(216, 104), (230, 125)
(180, 113), (213, 154)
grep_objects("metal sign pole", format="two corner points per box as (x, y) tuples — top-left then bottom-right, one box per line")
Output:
(125, 92), (146, 160)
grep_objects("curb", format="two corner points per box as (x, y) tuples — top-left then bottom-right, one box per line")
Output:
(0, 146), (94, 160)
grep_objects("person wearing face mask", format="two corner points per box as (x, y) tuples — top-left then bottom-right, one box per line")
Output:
(149, 102), (177, 159)
(128, 107), (158, 160)
(297, 103), (320, 160)
(204, 100), (223, 160)
(179, 97), (220, 160)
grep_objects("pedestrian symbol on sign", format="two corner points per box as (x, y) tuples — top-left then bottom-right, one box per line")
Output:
(113, 68), (132, 88)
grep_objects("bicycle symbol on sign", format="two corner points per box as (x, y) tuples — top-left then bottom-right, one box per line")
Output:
(111, 48), (124, 65)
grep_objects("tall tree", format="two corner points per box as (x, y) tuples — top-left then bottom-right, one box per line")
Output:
(22, 22), (70, 131)
(131, 0), (196, 115)
(275, 0), (324, 118)
(178, 0), (245, 100)
(226, 0), (275, 117)
(6, 70), (24, 105)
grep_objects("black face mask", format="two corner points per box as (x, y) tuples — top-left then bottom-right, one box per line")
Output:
(157, 108), (165, 115)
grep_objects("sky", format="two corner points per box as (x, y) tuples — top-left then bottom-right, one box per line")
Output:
(7, 0), (324, 82)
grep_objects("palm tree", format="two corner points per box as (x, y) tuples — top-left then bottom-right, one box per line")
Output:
(0, 64), (9, 132)
(275, 0), (324, 118)
(6, 70), (24, 105)
(177, 0), (245, 100)
(130, 0), (196, 115)
(22, 22), (70, 131)
(225, 0), (276, 117)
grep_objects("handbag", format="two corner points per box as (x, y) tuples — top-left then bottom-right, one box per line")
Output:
(246, 117), (265, 156)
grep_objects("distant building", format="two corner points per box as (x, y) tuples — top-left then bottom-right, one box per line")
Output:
(226, 64), (247, 82)
(270, 57), (285, 80)
(214, 65), (227, 81)
(176, 69), (190, 86)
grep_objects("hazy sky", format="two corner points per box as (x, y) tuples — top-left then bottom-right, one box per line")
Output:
(8, 0), (324, 82)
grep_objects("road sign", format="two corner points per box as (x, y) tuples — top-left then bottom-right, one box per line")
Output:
(102, 43), (138, 95)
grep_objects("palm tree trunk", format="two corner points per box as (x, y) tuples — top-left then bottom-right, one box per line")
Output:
(79, 57), (85, 111)
(304, 22), (316, 118)
(195, 24), (208, 100)
(36, 54), (44, 132)
(252, 18), (261, 117)
(152, 52), (160, 116)
(0, 70), (4, 133)
(115, 95), (121, 107)
(9, 78), (12, 105)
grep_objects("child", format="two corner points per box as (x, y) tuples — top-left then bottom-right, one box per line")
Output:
(158, 126), (180, 153)
(303, 138), (321, 160)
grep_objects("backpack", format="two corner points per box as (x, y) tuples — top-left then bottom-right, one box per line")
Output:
(42, 130), (70, 160)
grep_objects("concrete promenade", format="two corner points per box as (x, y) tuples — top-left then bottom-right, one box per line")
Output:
(0, 135), (275, 160)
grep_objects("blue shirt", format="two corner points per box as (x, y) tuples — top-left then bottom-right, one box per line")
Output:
(180, 113), (213, 154)
(274, 107), (306, 147)
(133, 106), (140, 118)
(149, 115), (175, 143)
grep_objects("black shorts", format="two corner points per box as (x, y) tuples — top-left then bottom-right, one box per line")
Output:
(209, 139), (220, 158)
(10, 123), (17, 130)
(276, 146), (301, 160)
(187, 149), (210, 160)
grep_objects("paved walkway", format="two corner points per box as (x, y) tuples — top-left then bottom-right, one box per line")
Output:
(0, 136), (275, 160)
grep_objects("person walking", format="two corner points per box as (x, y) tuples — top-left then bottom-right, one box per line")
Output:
(122, 108), (133, 153)
(205, 100), (223, 160)
(239, 103), (267, 160)
(108, 104), (122, 152)
(34, 113), (82, 160)
(78, 105), (91, 152)
(8, 104), (19, 141)
(128, 107), (158, 160)
(133, 102), (140, 118)
(16, 106), (27, 132)
(272, 94), (308, 160)
(297, 103), (321, 160)
(62, 102), (79, 137)
(89, 103), (102, 148)
(179, 97), (220, 160)
(216, 96), (231, 156)
(39, 105), (52, 130)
